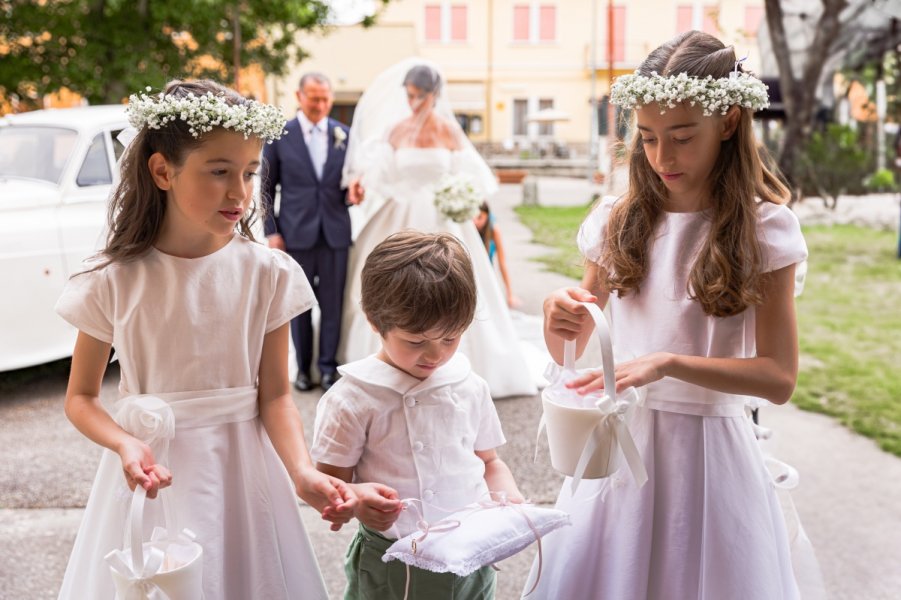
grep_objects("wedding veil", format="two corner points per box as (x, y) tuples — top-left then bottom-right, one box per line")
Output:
(341, 57), (497, 198)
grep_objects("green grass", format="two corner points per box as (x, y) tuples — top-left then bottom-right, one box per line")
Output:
(515, 206), (901, 456)
(515, 203), (596, 280)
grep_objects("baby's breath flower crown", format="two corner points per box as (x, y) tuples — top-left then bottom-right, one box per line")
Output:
(126, 87), (287, 143)
(610, 71), (769, 116)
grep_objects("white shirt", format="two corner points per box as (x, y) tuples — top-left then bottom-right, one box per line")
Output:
(297, 112), (328, 178)
(578, 196), (808, 416)
(311, 353), (507, 538)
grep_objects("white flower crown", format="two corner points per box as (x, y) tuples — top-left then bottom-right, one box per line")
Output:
(610, 71), (769, 116)
(126, 87), (287, 143)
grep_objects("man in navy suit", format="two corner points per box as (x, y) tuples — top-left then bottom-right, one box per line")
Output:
(262, 72), (362, 391)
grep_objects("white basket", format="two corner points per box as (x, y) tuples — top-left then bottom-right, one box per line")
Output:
(106, 486), (203, 600)
(539, 302), (648, 493)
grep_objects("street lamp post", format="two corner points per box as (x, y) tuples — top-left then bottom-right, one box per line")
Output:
(589, 0), (598, 181)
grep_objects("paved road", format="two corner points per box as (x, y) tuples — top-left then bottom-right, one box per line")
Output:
(2, 178), (900, 599)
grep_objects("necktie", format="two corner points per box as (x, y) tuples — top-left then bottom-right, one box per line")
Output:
(309, 125), (326, 180)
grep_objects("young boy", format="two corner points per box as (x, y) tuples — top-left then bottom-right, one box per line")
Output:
(312, 231), (524, 599)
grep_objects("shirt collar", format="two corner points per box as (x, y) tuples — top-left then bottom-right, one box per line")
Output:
(296, 111), (327, 134)
(338, 353), (471, 396)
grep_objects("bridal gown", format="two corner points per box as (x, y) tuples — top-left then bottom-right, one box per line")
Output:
(339, 145), (537, 398)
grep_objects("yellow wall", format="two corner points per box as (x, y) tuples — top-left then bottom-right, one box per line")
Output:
(271, 0), (767, 148)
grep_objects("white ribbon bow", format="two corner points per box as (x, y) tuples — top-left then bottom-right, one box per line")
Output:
(568, 394), (648, 494)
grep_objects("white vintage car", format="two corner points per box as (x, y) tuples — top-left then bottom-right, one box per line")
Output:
(0, 105), (128, 371)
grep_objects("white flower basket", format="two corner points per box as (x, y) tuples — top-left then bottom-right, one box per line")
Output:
(105, 486), (203, 600)
(538, 302), (648, 493)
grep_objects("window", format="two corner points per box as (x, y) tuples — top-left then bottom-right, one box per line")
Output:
(676, 4), (719, 35)
(538, 98), (554, 137)
(425, 5), (442, 41)
(451, 5), (467, 41)
(744, 6), (765, 38)
(424, 3), (467, 43)
(77, 133), (112, 186)
(513, 99), (529, 137)
(110, 129), (126, 162)
(512, 3), (556, 43)
(603, 5), (626, 62)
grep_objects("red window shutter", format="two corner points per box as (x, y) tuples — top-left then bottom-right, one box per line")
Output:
(513, 5), (530, 41)
(676, 5), (693, 33)
(451, 5), (467, 41)
(703, 5), (719, 35)
(605, 5), (626, 62)
(425, 5), (441, 41)
(539, 5), (556, 42)
(744, 6), (765, 37)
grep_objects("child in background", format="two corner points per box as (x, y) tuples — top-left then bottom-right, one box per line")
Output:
(312, 230), (524, 599)
(473, 201), (521, 309)
(525, 31), (812, 599)
(55, 80), (353, 600)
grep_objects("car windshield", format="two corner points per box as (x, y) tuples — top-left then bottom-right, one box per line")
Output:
(0, 126), (79, 184)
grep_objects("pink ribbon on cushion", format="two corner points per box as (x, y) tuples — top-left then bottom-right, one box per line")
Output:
(396, 491), (546, 597)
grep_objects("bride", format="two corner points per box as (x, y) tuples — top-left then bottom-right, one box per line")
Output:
(340, 58), (538, 398)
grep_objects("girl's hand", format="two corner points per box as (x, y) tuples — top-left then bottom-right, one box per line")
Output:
(116, 438), (171, 499)
(566, 352), (671, 395)
(295, 466), (357, 531)
(351, 482), (403, 532)
(544, 287), (598, 340)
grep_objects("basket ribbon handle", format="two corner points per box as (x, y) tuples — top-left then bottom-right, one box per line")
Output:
(538, 302), (648, 493)
(104, 486), (166, 598)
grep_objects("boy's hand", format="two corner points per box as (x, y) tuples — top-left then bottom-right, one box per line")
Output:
(295, 466), (357, 530)
(117, 438), (171, 499)
(351, 482), (403, 532)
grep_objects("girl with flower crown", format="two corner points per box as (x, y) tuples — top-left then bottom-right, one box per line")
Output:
(55, 79), (355, 600)
(524, 32), (817, 599)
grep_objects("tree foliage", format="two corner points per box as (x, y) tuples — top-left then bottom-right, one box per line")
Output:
(0, 0), (388, 105)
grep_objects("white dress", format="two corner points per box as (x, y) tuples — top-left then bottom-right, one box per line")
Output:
(55, 235), (328, 600)
(339, 145), (537, 399)
(525, 198), (809, 600)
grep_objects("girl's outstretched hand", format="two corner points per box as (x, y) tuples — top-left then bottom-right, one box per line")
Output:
(351, 482), (403, 532)
(566, 352), (671, 396)
(295, 466), (357, 531)
(544, 287), (598, 340)
(117, 438), (172, 499)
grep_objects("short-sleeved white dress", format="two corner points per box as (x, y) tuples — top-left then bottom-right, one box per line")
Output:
(55, 234), (328, 600)
(524, 197), (809, 600)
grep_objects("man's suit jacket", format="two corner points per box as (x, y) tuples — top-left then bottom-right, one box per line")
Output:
(262, 116), (351, 251)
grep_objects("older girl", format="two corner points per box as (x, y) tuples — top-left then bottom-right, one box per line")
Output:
(526, 31), (810, 599)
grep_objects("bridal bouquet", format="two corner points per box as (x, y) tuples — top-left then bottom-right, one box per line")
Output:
(433, 174), (481, 223)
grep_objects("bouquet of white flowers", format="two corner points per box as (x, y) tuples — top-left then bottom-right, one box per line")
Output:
(433, 174), (481, 223)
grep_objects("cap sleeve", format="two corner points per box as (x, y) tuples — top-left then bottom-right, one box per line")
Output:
(577, 196), (618, 264)
(757, 202), (808, 273)
(265, 249), (316, 333)
(311, 385), (367, 468)
(54, 264), (114, 343)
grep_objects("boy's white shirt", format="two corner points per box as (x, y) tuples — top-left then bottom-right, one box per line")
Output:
(311, 352), (507, 539)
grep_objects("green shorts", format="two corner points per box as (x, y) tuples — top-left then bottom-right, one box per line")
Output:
(344, 524), (496, 600)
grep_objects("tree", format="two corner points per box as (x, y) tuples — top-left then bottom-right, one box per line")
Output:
(763, 0), (899, 191)
(764, 0), (848, 191)
(0, 0), (389, 105)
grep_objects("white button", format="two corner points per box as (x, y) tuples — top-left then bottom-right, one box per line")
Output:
(422, 489), (434, 501)
(413, 441), (424, 452)
(404, 396), (415, 407)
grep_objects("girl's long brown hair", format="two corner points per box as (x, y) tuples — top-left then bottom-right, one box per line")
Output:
(601, 31), (790, 317)
(93, 79), (261, 270)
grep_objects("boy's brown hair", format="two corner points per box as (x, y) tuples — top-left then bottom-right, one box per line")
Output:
(361, 230), (477, 336)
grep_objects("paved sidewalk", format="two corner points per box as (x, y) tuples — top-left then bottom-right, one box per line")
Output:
(1, 177), (899, 600)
